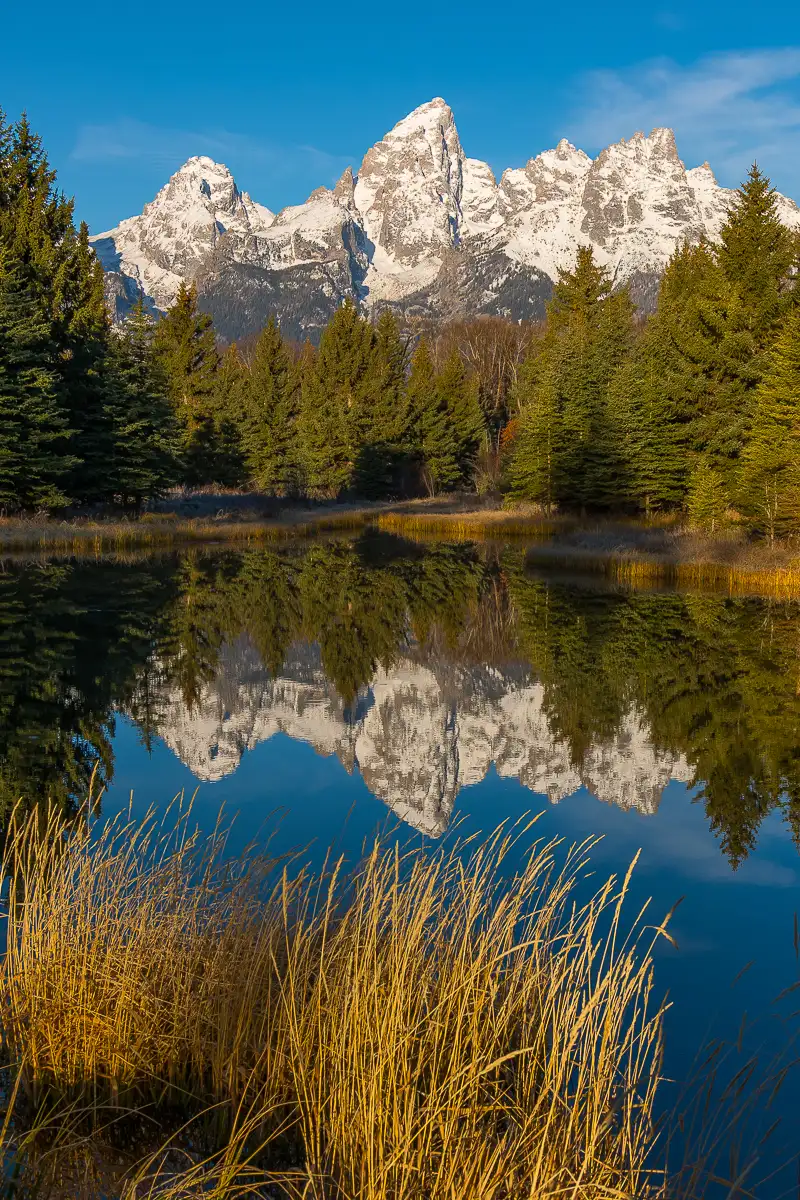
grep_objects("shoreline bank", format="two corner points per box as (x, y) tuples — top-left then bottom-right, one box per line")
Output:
(3, 499), (800, 597)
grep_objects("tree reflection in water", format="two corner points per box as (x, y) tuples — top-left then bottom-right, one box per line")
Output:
(2, 531), (800, 866)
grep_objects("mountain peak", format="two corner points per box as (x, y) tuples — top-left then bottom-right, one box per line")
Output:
(648, 127), (680, 157)
(178, 155), (231, 173)
(90, 100), (800, 339)
(353, 97), (465, 277)
(386, 97), (455, 139)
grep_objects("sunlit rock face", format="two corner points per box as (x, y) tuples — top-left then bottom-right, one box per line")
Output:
(135, 636), (692, 836)
(91, 101), (800, 339)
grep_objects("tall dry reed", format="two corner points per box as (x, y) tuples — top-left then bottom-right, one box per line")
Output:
(1, 802), (670, 1198)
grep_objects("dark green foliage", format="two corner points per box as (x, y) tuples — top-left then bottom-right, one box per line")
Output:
(717, 164), (798, 347)
(353, 309), (410, 498)
(59, 221), (114, 504)
(0, 110), (178, 510)
(507, 354), (559, 510)
(105, 301), (180, 507)
(510, 247), (634, 511)
(613, 167), (800, 507)
(686, 456), (729, 532)
(738, 304), (800, 542)
(297, 298), (383, 496)
(608, 250), (707, 513)
(209, 343), (247, 487)
(402, 338), (486, 496)
(240, 318), (300, 494)
(298, 299), (377, 497)
(405, 335), (437, 451)
(154, 282), (231, 486)
(436, 349), (485, 485)
(0, 250), (74, 509)
(406, 337), (454, 496)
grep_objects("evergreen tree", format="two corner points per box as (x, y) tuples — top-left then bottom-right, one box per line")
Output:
(510, 247), (634, 511)
(404, 335), (438, 452)
(436, 349), (485, 485)
(60, 221), (115, 503)
(0, 112), (122, 505)
(738, 305), (800, 542)
(299, 299), (375, 496)
(210, 343), (247, 487)
(241, 318), (300, 494)
(608, 257), (697, 515)
(686, 456), (728, 532)
(717, 164), (798, 348)
(0, 113), (76, 301)
(627, 242), (755, 488)
(353, 309), (409, 498)
(405, 337), (457, 495)
(507, 352), (560, 511)
(0, 250), (75, 509)
(154, 282), (221, 486)
(105, 300), (180, 508)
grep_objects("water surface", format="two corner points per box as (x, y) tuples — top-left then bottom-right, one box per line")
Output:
(2, 532), (799, 1192)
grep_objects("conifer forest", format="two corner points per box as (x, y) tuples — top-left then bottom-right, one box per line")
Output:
(2, 108), (800, 541)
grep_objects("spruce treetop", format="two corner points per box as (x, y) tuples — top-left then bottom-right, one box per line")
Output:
(717, 163), (796, 342)
(549, 246), (612, 325)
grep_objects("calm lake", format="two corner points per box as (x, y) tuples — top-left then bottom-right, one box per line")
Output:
(3, 530), (799, 1193)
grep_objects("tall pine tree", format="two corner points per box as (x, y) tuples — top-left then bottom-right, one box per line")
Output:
(738, 305), (800, 542)
(686, 455), (729, 533)
(436, 349), (485, 487)
(510, 247), (633, 511)
(405, 337), (455, 495)
(154, 282), (222, 486)
(299, 299), (375, 497)
(105, 300), (180, 509)
(717, 164), (798, 350)
(241, 318), (300, 494)
(60, 221), (115, 503)
(0, 111), (120, 505)
(0, 250), (75, 509)
(353, 309), (410, 497)
(507, 349), (560, 511)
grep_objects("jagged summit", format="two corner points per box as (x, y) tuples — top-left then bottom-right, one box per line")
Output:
(92, 151), (274, 315)
(382, 96), (455, 139)
(90, 98), (800, 340)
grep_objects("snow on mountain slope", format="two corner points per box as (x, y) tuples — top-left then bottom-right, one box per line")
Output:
(90, 101), (800, 337)
(133, 637), (692, 836)
(91, 156), (275, 314)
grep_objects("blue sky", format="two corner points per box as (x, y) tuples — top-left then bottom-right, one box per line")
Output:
(2, 0), (799, 231)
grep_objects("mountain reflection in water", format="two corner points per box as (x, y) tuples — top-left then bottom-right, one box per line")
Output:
(3, 531), (800, 868)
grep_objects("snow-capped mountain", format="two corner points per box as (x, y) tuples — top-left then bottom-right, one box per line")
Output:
(91, 98), (800, 340)
(92, 156), (275, 317)
(130, 635), (692, 836)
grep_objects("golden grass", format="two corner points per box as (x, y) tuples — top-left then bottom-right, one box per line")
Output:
(1, 801), (670, 1199)
(377, 510), (560, 542)
(524, 550), (800, 599)
(0, 511), (373, 555)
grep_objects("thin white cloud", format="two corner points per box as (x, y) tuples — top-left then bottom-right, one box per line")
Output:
(652, 11), (686, 32)
(71, 118), (353, 190)
(565, 49), (800, 197)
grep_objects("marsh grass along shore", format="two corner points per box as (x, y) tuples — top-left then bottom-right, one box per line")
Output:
(0, 802), (681, 1198)
(0, 801), (791, 1198)
(5, 496), (800, 598)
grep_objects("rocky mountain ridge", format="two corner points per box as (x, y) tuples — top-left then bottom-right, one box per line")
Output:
(131, 636), (693, 836)
(91, 98), (800, 341)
